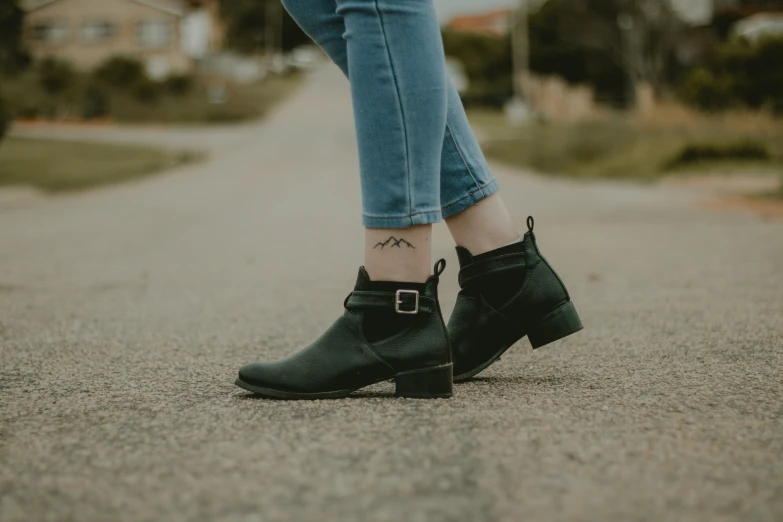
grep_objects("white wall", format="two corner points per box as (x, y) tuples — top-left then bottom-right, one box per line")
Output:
(180, 8), (211, 59)
(668, 0), (713, 25)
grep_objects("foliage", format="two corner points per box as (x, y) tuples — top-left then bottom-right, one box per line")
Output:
(0, 0), (28, 74)
(93, 56), (148, 89)
(132, 78), (161, 103)
(529, 1), (625, 104)
(38, 57), (76, 95)
(102, 72), (302, 123)
(529, 0), (682, 105)
(0, 56), (303, 123)
(666, 142), (769, 169)
(443, 0), (683, 107)
(218, 0), (310, 53)
(0, 59), (80, 119)
(441, 30), (512, 107)
(470, 109), (783, 180)
(164, 74), (195, 95)
(0, 94), (8, 144)
(680, 36), (783, 113)
(91, 57), (188, 105)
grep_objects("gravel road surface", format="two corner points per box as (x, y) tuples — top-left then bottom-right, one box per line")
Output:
(1, 66), (781, 522)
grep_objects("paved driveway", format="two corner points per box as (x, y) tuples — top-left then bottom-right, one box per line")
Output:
(1, 66), (781, 522)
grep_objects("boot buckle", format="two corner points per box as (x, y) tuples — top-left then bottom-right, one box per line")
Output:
(395, 290), (420, 315)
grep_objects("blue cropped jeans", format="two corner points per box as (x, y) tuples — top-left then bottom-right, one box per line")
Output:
(281, 0), (499, 228)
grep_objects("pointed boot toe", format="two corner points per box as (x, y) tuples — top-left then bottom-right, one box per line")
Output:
(235, 260), (453, 400)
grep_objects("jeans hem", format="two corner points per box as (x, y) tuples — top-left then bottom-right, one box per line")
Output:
(441, 179), (501, 219)
(363, 209), (443, 229)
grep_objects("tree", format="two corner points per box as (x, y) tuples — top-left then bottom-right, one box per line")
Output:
(38, 57), (76, 95)
(529, 0), (683, 105)
(0, 94), (8, 145)
(0, 0), (28, 74)
(680, 36), (783, 113)
(93, 56), (148, 88)
(441, 29), (513, 106)
(218, 0), (310, 54)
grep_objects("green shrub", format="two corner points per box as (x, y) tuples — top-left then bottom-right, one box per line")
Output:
(38, 57), (76, 95)
(93, 56), (148, 89)
(528, 0), (629, 106)
(1, 54), (303, 124)
(0, 95), (9, 144)
(3, 64), (78, 119)
(441, 29), (513, 106)
(666, 141), (770, 168)
(164, 74), (195, 95)
(80, 86), (110, 119)
(679, 68), (736, 111)
(132, 78), (161, 103)
(681, 36), (783, 112)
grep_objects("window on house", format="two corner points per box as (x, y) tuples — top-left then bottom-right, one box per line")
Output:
(137, 20), (173, 48)
(31, 21), (69, 43)
(81, 21), (116, 42)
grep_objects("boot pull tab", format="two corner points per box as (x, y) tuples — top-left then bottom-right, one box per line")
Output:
(527, 216), (536, 241)
(433, 259), (447, 277)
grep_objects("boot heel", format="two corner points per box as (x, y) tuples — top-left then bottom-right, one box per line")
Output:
(395, 364), (453, 399)
(528, 301), (583, 349)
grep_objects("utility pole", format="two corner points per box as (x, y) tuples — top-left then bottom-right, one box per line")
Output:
(507, 0), (531, 124)
(617, 12), (637, 108)
(265, 0), (283, 59)
(511, 0), (529, 102)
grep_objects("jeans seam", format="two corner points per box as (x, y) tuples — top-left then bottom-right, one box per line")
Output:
(446, 122), (485, 197)
(441, 180), (498, 211)
(363, 208), (442, 219)
(374, 0), (413, 218)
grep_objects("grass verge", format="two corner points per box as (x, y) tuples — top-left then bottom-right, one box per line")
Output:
(470, 110), (783, 181)
(0, 137), (199, 192)
(761, 177), (783, 199)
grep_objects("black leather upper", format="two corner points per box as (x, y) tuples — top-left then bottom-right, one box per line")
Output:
(448, 229), (571, 377)
(239, 265), (451, 394)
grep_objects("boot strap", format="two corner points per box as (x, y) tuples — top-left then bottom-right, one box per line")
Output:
(345, 290), (435, 315)
(458, 252), (526, 288)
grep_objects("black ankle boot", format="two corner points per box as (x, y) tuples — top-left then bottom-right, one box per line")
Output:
(448, 217), (583, 382)
(235, 260), (453, 399)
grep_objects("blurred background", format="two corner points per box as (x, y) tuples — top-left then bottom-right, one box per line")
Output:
(1, 3), (782, 521)
(0, 0), (781, 198)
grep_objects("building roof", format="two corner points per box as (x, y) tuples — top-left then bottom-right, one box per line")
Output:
(734, 12), (783, 39)
(21, 0), (190, 16)
(448, 10), (513, 37)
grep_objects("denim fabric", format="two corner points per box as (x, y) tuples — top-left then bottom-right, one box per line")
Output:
(281, 0), (500, 228)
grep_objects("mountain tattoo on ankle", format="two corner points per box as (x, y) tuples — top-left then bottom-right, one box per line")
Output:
(374, 237), (416, 249)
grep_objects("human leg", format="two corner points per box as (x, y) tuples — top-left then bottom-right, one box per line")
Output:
(236, 0), (454, 399)
(281, 0), (505, 236)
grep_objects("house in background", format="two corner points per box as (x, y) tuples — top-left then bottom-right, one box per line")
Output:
(712, 0), (783, 39)
(670, 0), (783, 24)
(733, 12), (783, 39)
(21, 0), (224, 79)
(713, 0), (783, 16)
(447, 10), (513, 37)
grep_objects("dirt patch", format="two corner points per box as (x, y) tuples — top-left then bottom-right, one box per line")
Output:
(660, 173), (780, 194)
(702, 194), (783, 221)
(0, 186), (46, 210)
(659, 173), (783, 220)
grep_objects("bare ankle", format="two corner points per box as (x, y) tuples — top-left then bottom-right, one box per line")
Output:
(364, 225), (432, 282)
(445, 193), (519, 255)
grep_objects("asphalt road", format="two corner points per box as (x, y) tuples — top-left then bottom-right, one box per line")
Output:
(1, 66), (781, 522)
